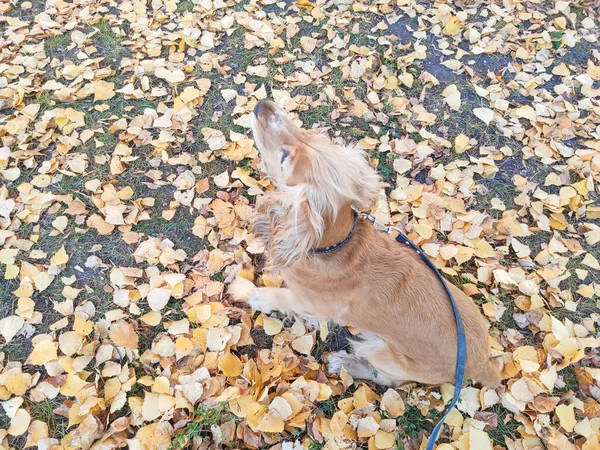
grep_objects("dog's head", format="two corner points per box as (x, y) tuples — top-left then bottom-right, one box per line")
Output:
(251, 100), (380, 267)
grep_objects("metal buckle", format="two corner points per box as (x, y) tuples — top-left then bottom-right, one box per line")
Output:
(358, 212), (402, 235)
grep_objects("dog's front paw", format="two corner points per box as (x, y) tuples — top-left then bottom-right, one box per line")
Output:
(247, 289), (273, 314)
(228, 276), (256, 301)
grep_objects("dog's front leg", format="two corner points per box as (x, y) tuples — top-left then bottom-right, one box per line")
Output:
(248, 287), (307, 316)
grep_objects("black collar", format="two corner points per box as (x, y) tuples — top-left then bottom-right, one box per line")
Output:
(311, 211), (359, 255)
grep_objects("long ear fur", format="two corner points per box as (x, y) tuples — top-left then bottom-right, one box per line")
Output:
(305, 141), (381, 213)
(251, 140), (380, 269)
(250, 190), (321, 269)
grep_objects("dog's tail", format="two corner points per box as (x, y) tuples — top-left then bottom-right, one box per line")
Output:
(478, 360), (502, 388)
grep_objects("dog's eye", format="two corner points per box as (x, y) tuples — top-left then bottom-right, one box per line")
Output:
(280, 149), (289, 164)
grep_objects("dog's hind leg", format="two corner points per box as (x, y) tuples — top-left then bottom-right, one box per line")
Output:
(327, 350), (396, 386)
(349, 332), (415, 386)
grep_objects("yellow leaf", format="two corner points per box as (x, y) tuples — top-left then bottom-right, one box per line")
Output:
(444, 16), (463, 36)
(384, 76), (399, 90)
(50, 246), (69, 266)
(571, 179), (588, 196)
(147, 287), (171, 311)
(180, 86), (201, 103)
(398, 73), (413, 88)
(263, 315), (283, 336)
(555, 404), (577, 433)
(109, 321), (139, 349)
(258, 411), (285, 433)
(92, 80), (115, 101)
(357, 416), (379, 438)
(442, 84), (461, 110)
(60, 374), (88, 396)
(58, 331), (84, 357)
(140, 310), (162, 326)
(454, 134), (470, 153)
(474, 239), (496, 258)
(549, 213), (568, 230)
(393, 158), (412, 174)
(1, 167), (21, 181)
(380, 389), (404, 418)
(8, 409), (31, 436)
(587, 61), (600, 80)
(468, 428), (493, 450)
(515, 105), (537, 121)
(73, 315), (94, 336)
(300, 36), (318, 53)
(86, 214), (115, 236)
(374, 430), (395, 449)
(577, 284), (595, 298)
(0, 315), (24, 343)
(246, 402), (266, 431)
(142, 392), (161, 422)
(155, 67), (185, 84)
(291, 334), (314, 355)
(296, 0), (314, 9)
(5, 373), (32, 396)
(176, 337), (194, 360)
(269, 397), (293, 420)
(24, 420), (49, 447)
(28, 339), (58, 365)
(474, 108), (494, 125)
(552, 63), (570, 76)
(319, 320), (329, 341)
(219, 352), (243, 377)
(581, 253), (600, 270)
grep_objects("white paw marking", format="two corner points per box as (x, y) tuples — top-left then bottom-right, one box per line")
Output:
(247, 290), (273, 314)
(327, 351), (351, 375)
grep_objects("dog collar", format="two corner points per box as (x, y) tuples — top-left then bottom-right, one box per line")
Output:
(311, 211), (359, 255)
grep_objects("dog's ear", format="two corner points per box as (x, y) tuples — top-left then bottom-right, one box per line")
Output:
(278, 146), (293, 182)
(260, 190), (322, 269)
(339, 146), (381, 211)
(279, 145), (310, 187)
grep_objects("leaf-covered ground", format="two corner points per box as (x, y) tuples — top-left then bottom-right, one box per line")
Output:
(1, 0), (600, 449)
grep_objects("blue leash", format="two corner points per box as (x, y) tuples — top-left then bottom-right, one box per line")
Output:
(314, 212), (467, 448)
(394, 231), (466, 450)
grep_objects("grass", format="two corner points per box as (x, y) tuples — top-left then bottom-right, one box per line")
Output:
(372, 151), (398, 185)
(396, 404), (436, 441)
(3, 336), (31, 363)
(36, 91), (55, 113)
(487, 405), (520, 447)
(176, 0), (194, 12)
(133, 210), (205, 257)
(300, 104), (335, 128)
(169, 403), (230, 450)
(555, 365), (580, 395)
(91, 20), (127, 65)
(315, 397), (338, 417)
(45, 34), (70, 57)
(308, 441), (324, 450)
(29, 398), (70, 439)
(312, 323), (349, 362)
(222, 29), (269, 73)
(474, 175), (519, 219)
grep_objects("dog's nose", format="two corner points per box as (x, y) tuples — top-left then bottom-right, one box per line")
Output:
(254, 100), (263, 118)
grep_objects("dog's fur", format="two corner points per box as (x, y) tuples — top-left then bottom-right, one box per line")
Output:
(248, 100), (501, 387)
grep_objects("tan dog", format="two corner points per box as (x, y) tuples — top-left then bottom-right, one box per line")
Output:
(246, 100), (501, 387)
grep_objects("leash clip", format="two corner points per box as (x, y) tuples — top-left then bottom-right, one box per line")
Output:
(359, 212), (403, 235)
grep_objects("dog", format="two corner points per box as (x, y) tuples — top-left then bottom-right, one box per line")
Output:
(243, 99), (501, 388)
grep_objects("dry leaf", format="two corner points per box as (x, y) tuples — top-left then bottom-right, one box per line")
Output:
(110, 321), (139, 349)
